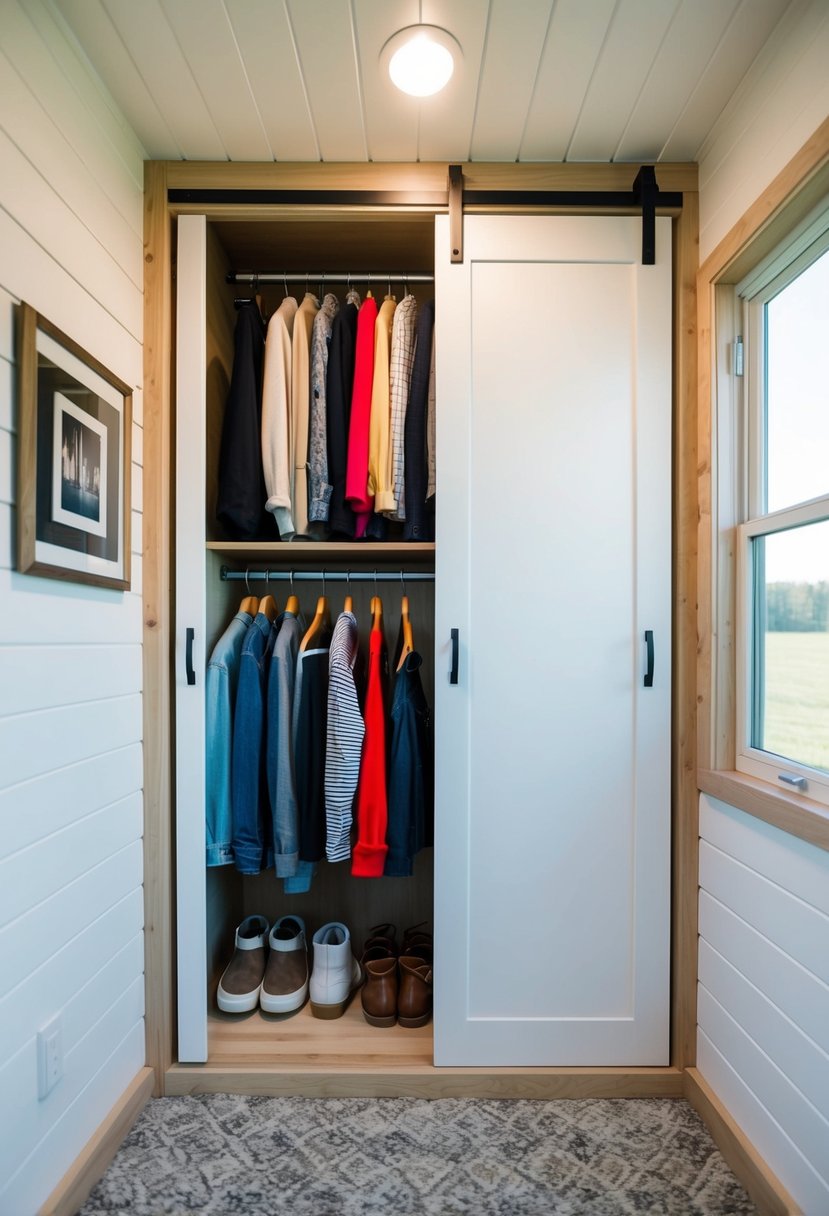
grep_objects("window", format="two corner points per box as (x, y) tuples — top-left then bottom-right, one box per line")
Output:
(735, 231), (829, 804)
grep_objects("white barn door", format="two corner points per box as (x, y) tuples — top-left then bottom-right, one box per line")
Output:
(433, 215), (672, 1066)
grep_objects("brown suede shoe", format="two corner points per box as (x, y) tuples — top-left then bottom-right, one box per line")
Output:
(260, 916), (308, 1014)
(398, 954), (433, 1028)
(361, 956), (398, 1027)
(217, 914), (269, 1013)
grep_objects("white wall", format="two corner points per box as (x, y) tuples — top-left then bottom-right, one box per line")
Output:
(0, 2), (146, 1212)
(697, 0), (829, 264)
(698, 796), (829, 1212)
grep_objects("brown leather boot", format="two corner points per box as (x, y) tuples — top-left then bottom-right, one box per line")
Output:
(398, 954), (433, 1028)
(361, 955), (398, 1027)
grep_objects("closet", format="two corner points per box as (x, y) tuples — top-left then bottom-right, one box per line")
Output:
(172, 201), (673, 1077)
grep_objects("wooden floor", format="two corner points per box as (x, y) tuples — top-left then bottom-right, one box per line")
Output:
(164, 997), (685, 1098)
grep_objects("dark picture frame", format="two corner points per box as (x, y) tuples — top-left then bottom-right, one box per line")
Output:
(16, 303), (132, 590)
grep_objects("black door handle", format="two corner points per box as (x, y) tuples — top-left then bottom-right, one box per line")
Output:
(450, 628), (459, 684)
(185, 627), (196, 686)
(644, 629), (654, 687)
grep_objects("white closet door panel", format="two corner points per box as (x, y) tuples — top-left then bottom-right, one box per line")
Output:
(175, 215), (208, 1063)
(434, 214), (671, 1066)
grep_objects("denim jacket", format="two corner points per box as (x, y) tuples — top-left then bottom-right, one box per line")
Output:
(231, 611), (277, 874)
(205, 610), (253, 867)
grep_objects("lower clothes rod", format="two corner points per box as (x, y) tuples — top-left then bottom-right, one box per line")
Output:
(220, 566), (434, 582)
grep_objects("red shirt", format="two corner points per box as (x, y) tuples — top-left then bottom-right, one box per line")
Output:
(351, 625), (388, 877)
(345, 295), (378, 538)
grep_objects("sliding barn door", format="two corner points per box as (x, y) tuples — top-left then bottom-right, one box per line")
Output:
(433, 215), (672, 1066)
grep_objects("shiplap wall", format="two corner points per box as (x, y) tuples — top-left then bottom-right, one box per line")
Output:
(0, 2), (146, 1212)
(697, 0), (829, 263)
(698, 796), (829, 1212)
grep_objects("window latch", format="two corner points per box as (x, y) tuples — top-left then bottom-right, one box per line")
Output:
(777, 772), (807, 791)
(734, 335), (744, 376)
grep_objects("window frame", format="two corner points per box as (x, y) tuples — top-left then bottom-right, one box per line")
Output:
(732, 223), (829, 806)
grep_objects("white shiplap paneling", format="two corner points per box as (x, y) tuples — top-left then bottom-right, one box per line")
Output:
(698, 794), (829, 1213)
(224, 0), (319, 161)
(418, 0), (488, 161)
(354, 0), (419, 164)
(0, 4), (144, 1212)
(698, 0), (829, 261)
(469, 0), (552, 162)
(286, 0), (367, 162)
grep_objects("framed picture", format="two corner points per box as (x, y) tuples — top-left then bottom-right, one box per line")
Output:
(16, 303), (132, 590)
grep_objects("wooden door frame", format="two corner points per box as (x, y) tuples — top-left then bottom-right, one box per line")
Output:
(141, 160), (700, 1096)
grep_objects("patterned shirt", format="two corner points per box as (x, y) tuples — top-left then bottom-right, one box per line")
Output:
(324, 612), (365, 862)
(309, 293), (339, 523)
(387, 293), (418, 520)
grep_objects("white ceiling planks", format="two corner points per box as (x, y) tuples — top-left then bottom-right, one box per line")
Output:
(566, 0), (681, 162)
(224, 0), (318, 162)
(469, 0), (553, 162)
(158, 0), (272, 161)
(615, 0), (740, 163)
(662, 0), (793, 164)
(519, 0), (616, 162)
(101, 0), (227, 159)
(353, 0), (420, 164)
(418, 0), (488, 160)
(286, 0), (367, 163)
(53, 0), (181, 160)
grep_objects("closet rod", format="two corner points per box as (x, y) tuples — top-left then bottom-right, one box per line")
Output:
(220, 566), (434, 583)
(226, 272), (435, 285)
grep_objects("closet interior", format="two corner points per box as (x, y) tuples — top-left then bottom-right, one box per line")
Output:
(193, 210), (438, 1071)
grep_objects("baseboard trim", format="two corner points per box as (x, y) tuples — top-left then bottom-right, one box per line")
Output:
(38, 1067), (154, 1216)
(684, 1068), (802, 1216)
(165, 1064), (684, 1099)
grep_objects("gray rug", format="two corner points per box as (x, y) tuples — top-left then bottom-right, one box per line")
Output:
(81, 1095), (757, 1215)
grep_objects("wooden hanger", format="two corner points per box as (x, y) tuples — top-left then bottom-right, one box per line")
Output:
(239, 595), (258, 616)
(343, 571), (353, 615)
(397, 592), (414, 671)
(258, 594), (278, 623)
(285, 572), (299, 617)
(371, 593), (383, 633)
(301, 594), (331, 651)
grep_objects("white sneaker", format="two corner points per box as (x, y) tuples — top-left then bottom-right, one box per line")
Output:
(216, 914), (269, 1013)
(309, 922), (362, 1019)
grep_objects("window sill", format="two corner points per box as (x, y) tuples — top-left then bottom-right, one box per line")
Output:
(698, 769), (829, 853)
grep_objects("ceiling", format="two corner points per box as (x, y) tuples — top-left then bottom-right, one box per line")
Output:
(55, 0), (793, 165)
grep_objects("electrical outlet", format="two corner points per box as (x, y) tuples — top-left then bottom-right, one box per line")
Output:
(37, 1015), (63, 1100)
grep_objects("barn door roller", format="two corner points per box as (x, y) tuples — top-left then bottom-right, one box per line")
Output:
(445, 163), (677, 267)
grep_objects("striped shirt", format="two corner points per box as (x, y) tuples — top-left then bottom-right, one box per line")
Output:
(325, 612), (365, 862)
(387, 293), (418, 520)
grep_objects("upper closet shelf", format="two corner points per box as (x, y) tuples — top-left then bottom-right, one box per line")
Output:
(206, 541), (435, 567)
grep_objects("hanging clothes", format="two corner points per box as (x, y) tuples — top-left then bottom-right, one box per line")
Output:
(231, 611), (277, 875)
(308, 292), (339, 526)
(324, 610), (364, 862)
(326, 289), (360, 538)
(294, 626), (332, 868)
(351, 620), (389, 877)
(384, 650), (434, 877)
(291, 292), (320, 538)
(261, 295), (298, 539)
(367, 294), (398, 514)
(217, 302), (269, 540)
(387, 292), (418, 521)
(205, 607), (254, 867)
(266, 609), (302, 882)
(404, 298), (435, 541)
(345, 294), (378, 538)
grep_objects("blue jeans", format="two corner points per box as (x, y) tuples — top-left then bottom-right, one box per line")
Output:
(231, 612), (277, 874)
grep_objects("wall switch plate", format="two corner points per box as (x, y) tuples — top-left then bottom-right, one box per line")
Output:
(37, 1015), (63, 1099)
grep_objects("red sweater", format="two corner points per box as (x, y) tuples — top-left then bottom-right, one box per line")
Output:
(345, 296), (378, 538)
(351, 625), (388, 877)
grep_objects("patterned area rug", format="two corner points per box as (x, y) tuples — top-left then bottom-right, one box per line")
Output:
(81, 1095), (757, 1215)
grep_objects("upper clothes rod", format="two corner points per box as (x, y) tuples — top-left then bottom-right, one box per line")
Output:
(226, 272), (435, 285)
(220, 567), (434, 582)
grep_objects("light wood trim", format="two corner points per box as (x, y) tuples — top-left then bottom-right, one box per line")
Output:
(165, 160), (698, 195)
(166, 1065), (684, 1099)
(699, 769), (829, 852)
(38, 1068), (154, 1216)
(699, 117), (829, 287)
(142, 161), (174, 1093)
(206, 541), (435, 566)
(672, 193), (699, 1071)
(685, 1068), (802, 1216)
(15, 301), (37, 575)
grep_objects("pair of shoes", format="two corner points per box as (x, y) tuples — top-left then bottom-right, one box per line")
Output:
(360, 924), (433, 1028)
(217, 914), (308, 1014)
(309, 922), (363, 1019)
